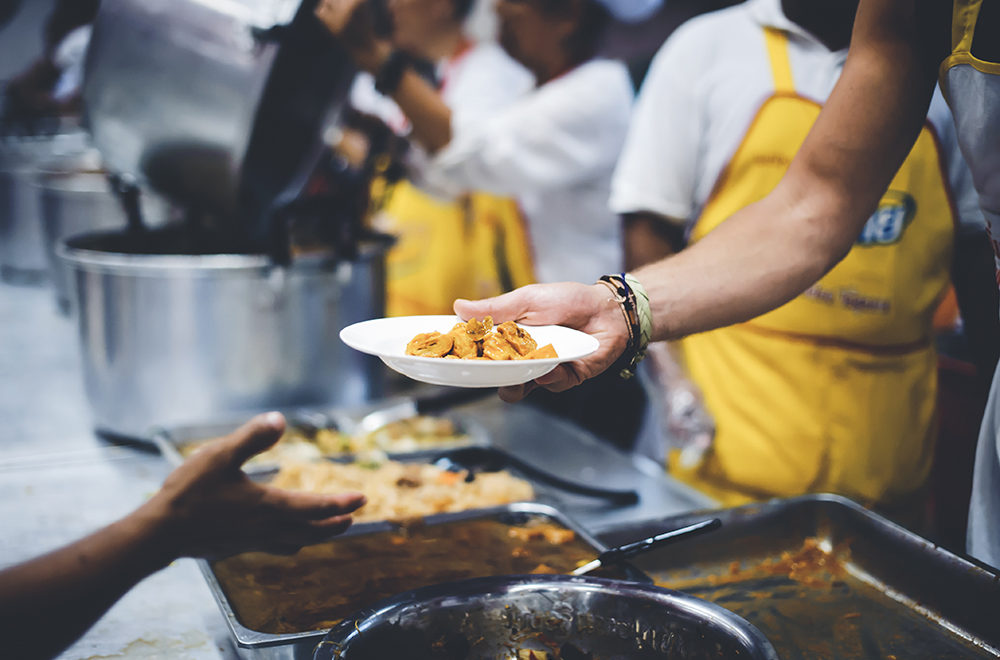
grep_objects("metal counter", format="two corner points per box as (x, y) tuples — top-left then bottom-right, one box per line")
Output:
(0, 282), (707, 659)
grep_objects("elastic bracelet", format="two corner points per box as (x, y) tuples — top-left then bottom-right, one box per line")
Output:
(374, 49), (409, 95)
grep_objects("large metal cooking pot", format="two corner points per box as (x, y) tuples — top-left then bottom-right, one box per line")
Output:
(83, 0), (356, 248)
(35, 151), (175, 314)
(0, 130), (90, 282)
(316, 575), (780, 660)
(59, 228), (391, 439)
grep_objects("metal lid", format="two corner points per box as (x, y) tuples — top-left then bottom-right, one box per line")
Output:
(82, 0), (356, 250)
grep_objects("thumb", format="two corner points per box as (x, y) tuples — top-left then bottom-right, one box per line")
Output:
(223, 412), (286, 469)
(454, 290), (529, 324)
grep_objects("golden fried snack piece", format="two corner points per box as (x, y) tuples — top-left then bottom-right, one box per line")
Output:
(447, 323), (480, 358)
(464, 316), (493, 341)
(496, 320), (538, 357)
(525, 343), (558, 359)
(406, 332), (454, 357)
(482, 334), (518, 360)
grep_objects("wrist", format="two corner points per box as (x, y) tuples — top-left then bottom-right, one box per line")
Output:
(372, 47), (411, 94)
(596, 273), (650, 379)
(358, 41), (393, 77)
(590, 281), (631, 354)
(127, 497), (181, 570)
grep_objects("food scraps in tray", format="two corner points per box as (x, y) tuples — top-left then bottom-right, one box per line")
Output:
(270, 459), (534, 523)
(406, 317), (558, 360)
(211, 517), (595, 634)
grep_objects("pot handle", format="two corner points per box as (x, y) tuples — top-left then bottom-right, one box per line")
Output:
(250, 24), (291, 45)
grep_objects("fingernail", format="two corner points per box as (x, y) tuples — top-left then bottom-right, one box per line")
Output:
(263, 411), (284, 428)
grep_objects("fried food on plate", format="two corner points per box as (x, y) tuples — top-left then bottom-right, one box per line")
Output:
(405, 317), (558, 361)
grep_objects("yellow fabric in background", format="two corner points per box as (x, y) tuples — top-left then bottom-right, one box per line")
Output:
(375, 181), (535, 317)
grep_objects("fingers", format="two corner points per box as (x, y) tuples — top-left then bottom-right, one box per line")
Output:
(259, 516), (356, 555)
(262, 487), (367, 520)
(222, 412), (286, 469)
(454, 288), (534, 324)
(498, 382), (534, 402)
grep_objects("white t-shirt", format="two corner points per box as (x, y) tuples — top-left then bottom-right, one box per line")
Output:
(417, 58), (635, 284)
(350, 41), (533, 136)
(610, 0), (983, 233)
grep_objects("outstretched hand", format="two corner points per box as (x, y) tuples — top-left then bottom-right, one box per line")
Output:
(454, 282), (631, 402)
(143, 412), (366, 559)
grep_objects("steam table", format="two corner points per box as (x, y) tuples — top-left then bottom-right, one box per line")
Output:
(0, 281), (712, 659)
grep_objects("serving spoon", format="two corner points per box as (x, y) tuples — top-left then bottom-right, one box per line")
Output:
(572, 518), (722, 576)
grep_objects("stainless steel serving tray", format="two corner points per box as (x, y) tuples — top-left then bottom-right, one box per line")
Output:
(151, 408), (489, 475)
(598, 493), (1000, 659)
(197, 502), (639, 660)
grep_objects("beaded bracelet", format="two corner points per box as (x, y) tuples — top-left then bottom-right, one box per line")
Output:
(597, 272), (650, 379)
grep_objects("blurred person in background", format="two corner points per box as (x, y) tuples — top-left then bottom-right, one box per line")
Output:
(2, 0), (100, 123)
(345, 0), (537, 317)
(455, 0), (1000, 567)
(0, 413), (366, 660)
(317, 0), (660, 449)
(610, 0), (996, 529)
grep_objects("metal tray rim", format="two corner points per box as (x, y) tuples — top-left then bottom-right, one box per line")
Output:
(152, 408), (490, 473)
(200, 501), (617, 649)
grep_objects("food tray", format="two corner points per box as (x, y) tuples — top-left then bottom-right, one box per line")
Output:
(198, 502), (641, 660)
(598, 493), (1000, 659)
(151, 407), (489, 475)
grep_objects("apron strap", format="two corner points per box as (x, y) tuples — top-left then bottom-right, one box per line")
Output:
(952, 0), (983, 53)
(763, 27), (795, 94)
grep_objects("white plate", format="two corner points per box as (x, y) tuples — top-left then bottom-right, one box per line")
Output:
(340, 315), (600, 388)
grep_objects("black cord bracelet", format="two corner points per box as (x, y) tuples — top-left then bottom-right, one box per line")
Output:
(374, 50), (410, 95)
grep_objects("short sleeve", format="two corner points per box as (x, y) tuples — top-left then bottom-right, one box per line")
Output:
(419, 60), (634, 199)
(609, 28), (706, 225)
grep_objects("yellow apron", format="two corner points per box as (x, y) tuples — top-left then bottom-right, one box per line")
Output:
(376, 182), (536, 317)
(672, 28), (957, 508)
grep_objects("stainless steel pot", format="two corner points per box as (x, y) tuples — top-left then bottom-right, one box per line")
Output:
(83, 0), (356, 248)
(315, 574), (780, 660)
(0, 130), (90, 282)
(59, 229), (391, 438)
(35, 153), (175, 313)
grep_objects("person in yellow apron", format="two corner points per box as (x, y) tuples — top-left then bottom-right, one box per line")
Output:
(453, 0), (1000, 564)
(611, 0), (984, 517)
(679, 26), (954, 512)
(373, 176), (537, 316)
(342, 0), (538, 316)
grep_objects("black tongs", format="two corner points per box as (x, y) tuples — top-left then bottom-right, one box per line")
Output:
(433, 446), (640, 505)
(572, 518), (722, 576)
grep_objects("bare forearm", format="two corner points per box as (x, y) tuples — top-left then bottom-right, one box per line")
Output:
(356, 44), (453, 153)
(634, 189), (852, 340)
(392, 70), (453, 153)
(622, 212), (684, 271)
(636, 0), (937, 341)
(0, 503), (174, 660)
